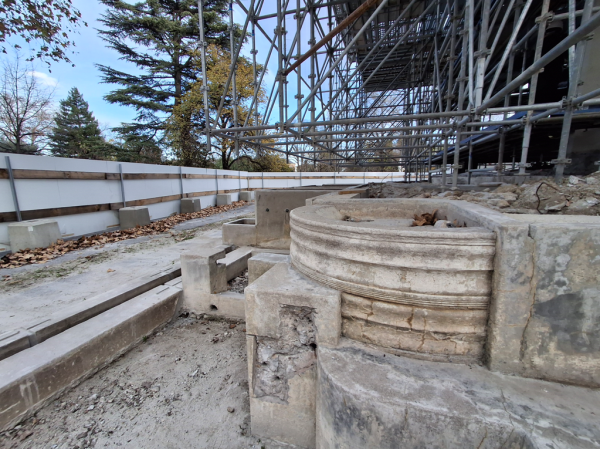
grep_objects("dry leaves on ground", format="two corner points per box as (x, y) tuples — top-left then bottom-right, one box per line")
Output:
(413, 209), (438, 226)
(0, 201), (247, 270)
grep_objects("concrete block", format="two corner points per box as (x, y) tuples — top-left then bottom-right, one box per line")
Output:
(185, 291), (245, 320)
(245, 262), (341, 346)
(239, 191), (255, 202)
(181, 245), (229, 295)
(181, 197), (202, 214)
(316, 339), (600, 449)
(8, 219), (61, 252)
(216, 193), (232, 206)
(245, 262), (340, 448)
(254, 189), (336, 249)
(248, 253), (291, 283)
(520, 222), (600, 387)
(119, 206), (150, 230)
(218, 246), (254, 281)
(0, 285), (181, 431)
(222, 218), (256, 247)
(181, 245), (239, 316)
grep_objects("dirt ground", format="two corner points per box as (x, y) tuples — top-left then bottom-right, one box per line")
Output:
(0, 314), (269, 449)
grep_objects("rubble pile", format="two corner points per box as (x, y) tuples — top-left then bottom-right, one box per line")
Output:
(0, 201), (248, 269)
(369, 172), (600, 215)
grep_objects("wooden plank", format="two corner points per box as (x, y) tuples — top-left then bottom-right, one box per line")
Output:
(0, 211), (18, 222)
(183, 174), (243, 180)
(4, 169), (109, 180)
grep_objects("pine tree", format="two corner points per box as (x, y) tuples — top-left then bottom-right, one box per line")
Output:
(49, 87), (110, 159)
(96, 0), (236, 158)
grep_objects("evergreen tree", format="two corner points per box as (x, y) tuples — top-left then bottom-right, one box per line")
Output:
(96, 0), (236, 158)
(49, 87), (111, 159)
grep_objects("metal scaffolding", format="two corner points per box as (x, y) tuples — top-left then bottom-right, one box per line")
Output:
(199, 0), (600, 186)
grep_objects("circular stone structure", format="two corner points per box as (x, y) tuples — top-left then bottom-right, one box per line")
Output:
(289, 203), (496, 362)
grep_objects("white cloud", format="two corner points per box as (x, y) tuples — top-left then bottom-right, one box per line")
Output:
(27, 71), (59, 87)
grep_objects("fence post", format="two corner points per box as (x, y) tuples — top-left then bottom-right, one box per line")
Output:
(119, 164), (127, 208)
(5, 156), (22, 222)
(215, 169), (219, 195)
(261, 171), (264, 189)
(179, 166), (184, 198)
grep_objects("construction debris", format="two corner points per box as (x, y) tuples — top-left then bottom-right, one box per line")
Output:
(369, 172), (600, 215)
(0, 201), (248, 269)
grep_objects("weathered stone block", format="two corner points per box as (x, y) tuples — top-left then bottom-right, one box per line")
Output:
(218, 246), (254, 281)
(239, 191), (254, 202)
(245, 262), (341, 448)
(181, 197), (201, 213)
(316, 339), (600, 449)
(520, 222), (600, 387)
(248, 252), (290, 283)
(216, 193), (232, 206)
(8, 219), (61, 252)
(119, 206), (150, 230)
(0, 285), (181, 431)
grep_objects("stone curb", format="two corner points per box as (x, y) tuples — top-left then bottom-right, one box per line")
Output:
(0, 265), (181, 361)
(0, 284), (182, 431)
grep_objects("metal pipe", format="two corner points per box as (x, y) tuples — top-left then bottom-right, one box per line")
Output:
(198, 0), (212, 156)
(284, 0), (380, 76)
(478, 9), (600, 113)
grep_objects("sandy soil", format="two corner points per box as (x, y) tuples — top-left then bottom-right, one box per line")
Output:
(0, 314), (269, 449)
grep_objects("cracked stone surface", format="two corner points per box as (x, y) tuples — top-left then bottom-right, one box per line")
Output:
(253, 305), (317, 403)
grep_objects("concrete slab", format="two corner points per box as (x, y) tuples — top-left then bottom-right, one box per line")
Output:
(0, 284), (182, 431)
(0, 265), (181, 361)
(119, 206), (150, 230)
(217, 194), (232, 206)
(317, 339), (600, 449)
(8, 219), (61, 252)
(181, 197), (202, 213)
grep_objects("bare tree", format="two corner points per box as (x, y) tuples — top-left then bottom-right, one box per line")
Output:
(0, 56), (54, 154)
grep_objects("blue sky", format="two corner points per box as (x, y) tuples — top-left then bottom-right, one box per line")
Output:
(5, 1), (139, 131)
(4, 1), (319, 133)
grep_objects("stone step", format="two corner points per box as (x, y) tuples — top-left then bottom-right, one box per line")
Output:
(0, 265), (181, 361)
(0, 284), (182, 431)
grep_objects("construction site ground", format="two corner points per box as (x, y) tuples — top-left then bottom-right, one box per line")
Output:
(0, 314), (266, 449)
(0, 204), (254, 333)
(0, 204), (281, 449)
